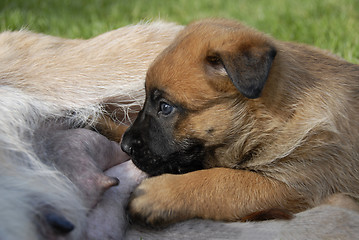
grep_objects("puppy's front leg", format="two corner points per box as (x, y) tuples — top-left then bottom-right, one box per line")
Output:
(128, 168), (306, 226)
(94, 115), (129, 142)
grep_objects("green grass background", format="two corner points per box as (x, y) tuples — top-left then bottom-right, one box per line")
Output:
(0, 0), (358, 63)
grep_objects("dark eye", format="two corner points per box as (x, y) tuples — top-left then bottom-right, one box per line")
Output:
(159, 101), (174, 116)
(206, 55), (221, 66)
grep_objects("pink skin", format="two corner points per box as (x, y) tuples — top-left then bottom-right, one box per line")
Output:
(86, 160), (147, 240)
(35, 128), (134, 208)
(35, 127), (147, 239)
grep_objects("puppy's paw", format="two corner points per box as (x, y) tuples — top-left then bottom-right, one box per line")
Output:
(128, 174), (191, 227)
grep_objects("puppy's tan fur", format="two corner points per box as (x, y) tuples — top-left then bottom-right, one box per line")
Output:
(129, 18), (359, 224)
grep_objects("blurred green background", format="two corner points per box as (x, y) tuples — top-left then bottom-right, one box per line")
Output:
(0, 0), (358, 63)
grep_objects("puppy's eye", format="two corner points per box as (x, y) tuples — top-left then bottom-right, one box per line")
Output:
(206, 55), (221, 66)
(159, 101), (174, 116)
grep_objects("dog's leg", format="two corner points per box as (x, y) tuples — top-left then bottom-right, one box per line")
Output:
(128, 167), (307, 226)
(93, 103), (141, 142)
(94, 114), (129, 142)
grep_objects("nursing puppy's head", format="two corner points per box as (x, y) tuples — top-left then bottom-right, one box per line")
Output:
(121, 19), (277, 176)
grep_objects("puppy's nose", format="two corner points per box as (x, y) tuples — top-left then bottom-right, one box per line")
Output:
(121, 138), (133, 156)
(121, 133), (143, 157)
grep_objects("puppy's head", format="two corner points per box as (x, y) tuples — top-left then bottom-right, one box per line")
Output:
(121, 19), (277, 176)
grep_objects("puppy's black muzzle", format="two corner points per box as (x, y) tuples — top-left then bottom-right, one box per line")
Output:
(121, 109), (206, 176)
(121, 128), (167, 176)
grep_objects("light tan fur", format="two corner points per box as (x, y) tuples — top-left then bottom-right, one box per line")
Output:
(0, 22), (183, 131)
(128, 18), (359, 224)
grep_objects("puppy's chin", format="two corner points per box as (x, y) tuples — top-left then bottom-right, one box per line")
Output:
(130, 139), (206, 176)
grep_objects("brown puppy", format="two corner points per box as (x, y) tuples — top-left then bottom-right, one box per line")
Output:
(121, 18), (359, 226)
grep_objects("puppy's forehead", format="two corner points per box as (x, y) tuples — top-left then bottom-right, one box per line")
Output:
(146, 19), (251, 107)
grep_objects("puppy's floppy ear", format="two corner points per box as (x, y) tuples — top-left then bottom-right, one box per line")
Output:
(210, 44), (276, 99)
